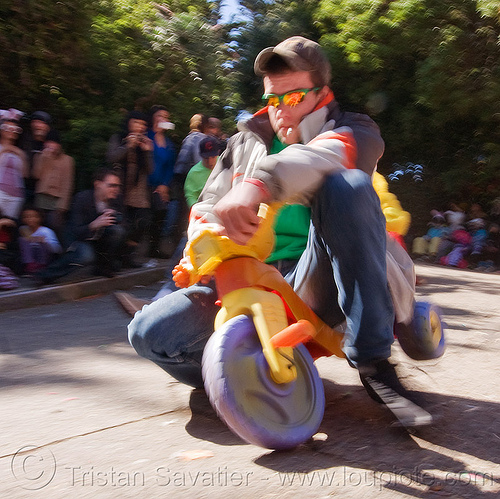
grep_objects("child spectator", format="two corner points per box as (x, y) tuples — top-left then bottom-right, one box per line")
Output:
(18, 207), (62, 275)
(444, 203), (466, 230)
(412, 211), (449, 260)
(467, 218), (488, 267)
(439, 227), (472, 268)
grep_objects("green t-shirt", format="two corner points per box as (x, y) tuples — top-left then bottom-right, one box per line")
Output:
(266, 136), (310, 263)
(184, 161), (212, 208)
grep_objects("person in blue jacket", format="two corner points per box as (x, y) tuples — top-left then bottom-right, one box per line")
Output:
(147, 105), (177, 258)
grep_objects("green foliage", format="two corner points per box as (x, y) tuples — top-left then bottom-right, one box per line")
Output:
(0, 0), (231, 188)
(315, 0), (500, 212)
(233, 0), (323, 109)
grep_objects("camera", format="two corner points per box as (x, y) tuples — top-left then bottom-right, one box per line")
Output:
(158, 121), (175, 130)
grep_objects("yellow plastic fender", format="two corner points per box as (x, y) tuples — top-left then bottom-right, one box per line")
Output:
(373, 171), (411, 236)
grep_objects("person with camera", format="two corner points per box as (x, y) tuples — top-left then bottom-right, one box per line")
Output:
(107, 111), (154, 264)
(146, 105), (177, 258)
(35, 168), (128, 283)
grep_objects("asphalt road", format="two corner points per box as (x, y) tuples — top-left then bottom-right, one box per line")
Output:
(0, 264), (499, 498)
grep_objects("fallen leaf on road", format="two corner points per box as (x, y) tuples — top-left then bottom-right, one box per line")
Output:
(173, 450), (215, 461)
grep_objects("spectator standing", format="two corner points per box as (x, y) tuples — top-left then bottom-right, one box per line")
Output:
(184, 136), (219, 208)
(18, 207), (62, 275)
(0, 109), (28, 220)
(33, 129), (75, 239)
(173, 114), (209, 179)
(107, 111), (154, 262)
(206, 117), (227, 154)
(147, 105), (177, 258)
(22, 111), (52, 204)
(167, 114), (209, 244)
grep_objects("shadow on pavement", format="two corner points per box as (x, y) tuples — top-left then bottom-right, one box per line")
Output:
(185, 388), (245, 446)
(251, 379), (500, 497)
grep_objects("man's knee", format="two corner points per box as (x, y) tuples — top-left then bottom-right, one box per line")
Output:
(127, 305), (156, 358)
(70, 242), (94, 265)
(323, 169), (373, 200)
(317, 170), (379, 221)
(103, 224), (127, 246)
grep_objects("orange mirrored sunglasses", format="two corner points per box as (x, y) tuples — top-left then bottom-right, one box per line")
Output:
(262, 87), (320, 108)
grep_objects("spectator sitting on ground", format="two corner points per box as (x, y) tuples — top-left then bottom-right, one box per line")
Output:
(487, 197), (500, 227)
(0, 208), (20, 274)
(184, 136), (220, 208)
(18, 206), (62, 275)
(0, 108), (28, 220)
(482, 222), (500, 271)
(444, 203), (466, 231)
(33, 129), (75, 239)
(439, 227), (472, 268)
(412, 211), (449, 261)
(21, 111), (52, 204)
(468, 202), (487, 221)
(435, 204), (468, 260)
(36, 168), (128, 284)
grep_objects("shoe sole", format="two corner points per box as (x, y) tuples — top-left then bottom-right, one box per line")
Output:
(364, 377), (433, 427)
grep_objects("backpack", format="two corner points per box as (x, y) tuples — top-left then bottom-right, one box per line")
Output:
(0, 264), (19, 290)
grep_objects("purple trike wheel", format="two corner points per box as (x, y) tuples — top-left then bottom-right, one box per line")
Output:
(202, 315), (325, 450)
(395, 301), (446, 360)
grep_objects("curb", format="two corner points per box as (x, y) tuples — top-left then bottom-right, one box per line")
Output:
(0, 264), (168, 313)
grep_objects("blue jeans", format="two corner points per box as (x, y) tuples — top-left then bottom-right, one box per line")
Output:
(128, 169), (394, 387)
(37, 225), (127, 283)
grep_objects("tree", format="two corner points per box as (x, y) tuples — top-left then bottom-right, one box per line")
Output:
(315, 0), (500, 206)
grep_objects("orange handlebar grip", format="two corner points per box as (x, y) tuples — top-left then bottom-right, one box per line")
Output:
(269, 320), (315, 348)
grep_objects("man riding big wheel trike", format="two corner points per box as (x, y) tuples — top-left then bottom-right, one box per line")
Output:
(128, 36), (445, 450)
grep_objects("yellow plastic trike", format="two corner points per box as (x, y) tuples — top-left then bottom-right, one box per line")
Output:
(175, 203), (444, 449)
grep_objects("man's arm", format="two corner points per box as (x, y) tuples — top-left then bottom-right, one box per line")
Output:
(69, 192), (114, 241)
(57, 156), (75, 212)
(214, 123), (383, 244)
(106, 134), (127, 164)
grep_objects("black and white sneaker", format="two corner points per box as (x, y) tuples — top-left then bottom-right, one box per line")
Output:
(359, 360), (433, 427)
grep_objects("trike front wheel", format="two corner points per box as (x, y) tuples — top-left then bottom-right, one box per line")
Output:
(202, 315), (325, 450)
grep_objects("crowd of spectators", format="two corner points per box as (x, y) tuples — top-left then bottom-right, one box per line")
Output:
(412, 201), (500, 271)
(0, 106), (226, 290)
(1, 103), (498, 291)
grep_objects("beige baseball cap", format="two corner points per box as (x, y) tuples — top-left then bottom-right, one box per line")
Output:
(254, 36), (331, 86)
